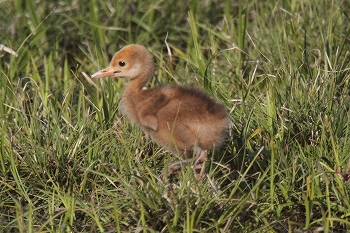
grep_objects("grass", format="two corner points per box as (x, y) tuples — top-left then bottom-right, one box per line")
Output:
(1, 0), (350, 232)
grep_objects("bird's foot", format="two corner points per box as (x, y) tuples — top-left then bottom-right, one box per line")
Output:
(163, 148), (208, 178)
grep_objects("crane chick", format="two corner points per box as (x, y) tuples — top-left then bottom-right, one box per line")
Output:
(92, 44), (230, 175)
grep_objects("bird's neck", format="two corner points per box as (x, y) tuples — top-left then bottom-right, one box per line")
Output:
(125, 74), (150, 92)
(121, 73), (151, 123)
(125, 62), (154, 92)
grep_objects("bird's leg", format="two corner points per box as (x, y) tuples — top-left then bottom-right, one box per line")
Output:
(166, 146), (207, 177)
(193, 148), (207, 179)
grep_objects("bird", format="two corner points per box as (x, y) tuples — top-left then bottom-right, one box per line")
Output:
(91, 44), (230, 176)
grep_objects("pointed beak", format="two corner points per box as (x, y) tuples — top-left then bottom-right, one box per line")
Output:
(91, 67), (119, 79)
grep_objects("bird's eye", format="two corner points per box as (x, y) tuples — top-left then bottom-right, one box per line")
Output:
(119, 61), (126, 67)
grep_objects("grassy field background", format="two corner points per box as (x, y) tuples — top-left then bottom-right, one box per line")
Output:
(1, 0), (350, 232)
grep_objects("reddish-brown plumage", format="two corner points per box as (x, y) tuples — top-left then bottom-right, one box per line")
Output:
(92, 44), (230, 175)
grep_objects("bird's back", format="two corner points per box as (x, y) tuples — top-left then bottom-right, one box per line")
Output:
(140, 85), (230, 153)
